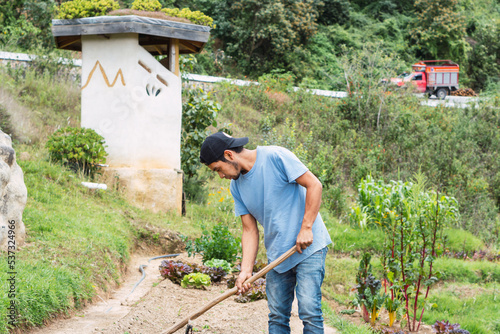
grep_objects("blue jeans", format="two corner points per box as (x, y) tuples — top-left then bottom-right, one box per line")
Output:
(266, 247), (328, 334)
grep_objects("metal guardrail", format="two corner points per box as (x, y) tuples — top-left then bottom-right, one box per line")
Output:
(0, 50), (83, 66)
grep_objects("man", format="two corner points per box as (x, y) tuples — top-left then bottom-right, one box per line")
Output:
(200, 132), (332, 333)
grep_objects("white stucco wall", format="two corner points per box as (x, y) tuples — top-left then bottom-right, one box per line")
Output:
(81, 33), (181, 169)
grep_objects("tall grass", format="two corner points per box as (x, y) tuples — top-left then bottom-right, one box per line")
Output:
(0, 61), (80, 144)
(322, 302), (376, 334)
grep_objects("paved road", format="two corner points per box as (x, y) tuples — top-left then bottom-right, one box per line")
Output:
(418, 94), (479, 109)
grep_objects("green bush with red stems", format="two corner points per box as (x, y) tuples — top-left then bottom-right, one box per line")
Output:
(350, 173), (460, 331)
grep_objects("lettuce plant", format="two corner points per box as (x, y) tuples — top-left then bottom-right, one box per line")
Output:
(159, 260), (193, 284)
(235, 278), (267, 303)
(159, 260), (228, 284)
(203, 259), (232, 274)
(181, 273), (211, 289)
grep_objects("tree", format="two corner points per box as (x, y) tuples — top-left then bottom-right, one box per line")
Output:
(317, 0), (350, 26)
(0, 0), (56, 49)
(0, 0), (25, 26)
(409, 0), (469, 61)
(212, 0), (320, 76)
(465, 21), (500, 91)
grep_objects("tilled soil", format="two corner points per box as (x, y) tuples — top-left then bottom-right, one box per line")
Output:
(29, 253), (338, 334)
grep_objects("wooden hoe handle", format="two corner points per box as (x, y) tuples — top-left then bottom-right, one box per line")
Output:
(162, 246), (297, 334)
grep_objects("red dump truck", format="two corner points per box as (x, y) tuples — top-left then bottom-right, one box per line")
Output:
(390, 60), (460, 99)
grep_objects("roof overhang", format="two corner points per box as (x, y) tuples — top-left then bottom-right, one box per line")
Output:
(52, 15), (211, 55)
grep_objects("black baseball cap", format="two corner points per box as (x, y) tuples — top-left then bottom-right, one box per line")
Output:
(200, 132), (249, 165)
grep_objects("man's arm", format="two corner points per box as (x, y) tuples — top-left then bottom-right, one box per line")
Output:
(295, 170), (323, 254)
(235, 213), (259, 294)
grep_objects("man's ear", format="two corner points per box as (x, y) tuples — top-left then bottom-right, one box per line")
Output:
(223, 150), (234, 161)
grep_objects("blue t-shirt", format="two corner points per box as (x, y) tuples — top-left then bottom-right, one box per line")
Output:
(230, 146), (332, 273)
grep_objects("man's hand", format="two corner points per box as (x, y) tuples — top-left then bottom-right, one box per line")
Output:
(235, 271), (253, 294)
(296, 226), (313, 254)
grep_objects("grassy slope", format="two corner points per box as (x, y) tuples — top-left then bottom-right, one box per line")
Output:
(1, 148), (130, 331)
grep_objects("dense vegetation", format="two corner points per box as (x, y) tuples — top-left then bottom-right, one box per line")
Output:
(188, 0), (499, 93)
(1, 0), (499, 92)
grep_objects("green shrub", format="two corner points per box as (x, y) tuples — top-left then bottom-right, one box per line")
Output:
(56, 0), (120, 19)
(181, 86), (225, 202)
(181, 87), (221, 179)
(162, 7), (214, 27)
(184, 223), (241, 264)
(181, 272), (211, 289)
(131, 0), (161, 11)
(46, 127), (107, 177)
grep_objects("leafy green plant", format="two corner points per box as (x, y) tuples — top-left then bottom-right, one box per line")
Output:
(56, 0), (120, 19)
(159, 260), (228, 284)
(181, 88), (221, 179)
(353, 253), (387, 325)
(384, 296), (401, 327)
(159, 260), (193, 284)
(46, 127), (108, 178)
(350, 174), (460, 331)
(162, 7), (214, 27)
(131, 0), (161, 11)
(181, 273), (211, 289)
(432, 320), (470, 334)
(183, 223), (241, 264)
(196, 265), (227, 283)
(204, 259), (232, 274)
(180, 86), (224, 201)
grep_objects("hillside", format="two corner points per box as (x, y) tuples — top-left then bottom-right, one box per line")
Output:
(200, 66), (500, 247)
(0, 48), (499, 333)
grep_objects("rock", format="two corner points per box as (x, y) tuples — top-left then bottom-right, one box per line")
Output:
(335, 284), (345, 293)
(0, 129), (27, 251)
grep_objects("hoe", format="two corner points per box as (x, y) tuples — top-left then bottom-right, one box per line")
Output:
(162, 246), (297, 334)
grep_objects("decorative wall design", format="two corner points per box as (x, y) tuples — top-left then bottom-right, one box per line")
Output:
(81, 60), (126, 90)
(139, 59), (168, 97)
(146, 84), (161, 96)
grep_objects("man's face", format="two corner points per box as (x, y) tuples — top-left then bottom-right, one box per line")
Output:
(208, 160), (241, 180)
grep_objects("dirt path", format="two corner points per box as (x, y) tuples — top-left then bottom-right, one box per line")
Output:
(29, 253), (338, 334)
